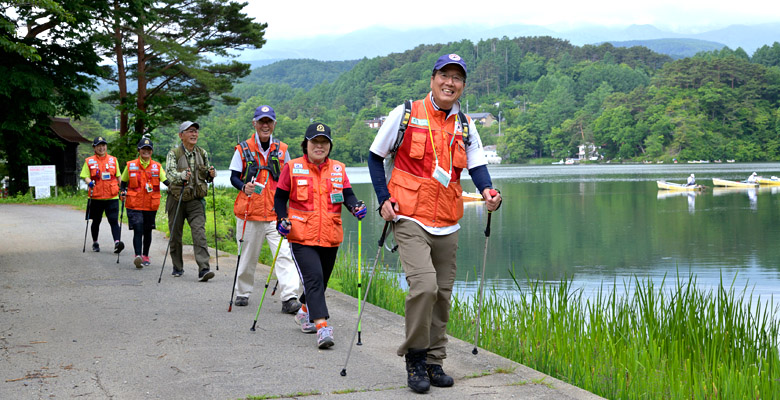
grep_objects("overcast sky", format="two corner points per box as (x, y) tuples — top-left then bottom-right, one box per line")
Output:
(245, 0), (780, 40)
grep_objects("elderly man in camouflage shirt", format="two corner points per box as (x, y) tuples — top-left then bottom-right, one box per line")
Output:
(165, 121), (217, 281)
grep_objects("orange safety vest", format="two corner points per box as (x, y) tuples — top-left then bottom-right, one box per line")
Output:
(232, 136), (288, 221)
(285, 156), (346, 247)
(125, 158), (162, 211)
(86, 154), (119, 199)
(388, 97), (470, 227)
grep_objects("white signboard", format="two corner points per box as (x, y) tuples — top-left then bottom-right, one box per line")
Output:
(28, 165), (57, 188)
(35, 186), (51, 199)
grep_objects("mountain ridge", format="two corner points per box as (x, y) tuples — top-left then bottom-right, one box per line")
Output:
(237, 22), (779, 62)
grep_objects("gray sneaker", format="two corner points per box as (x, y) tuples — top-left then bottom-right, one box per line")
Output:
(295, 309), (316, 333)
(317, 326), (334, 349)
(281, 298), (302, 314)
(234, 296), (248, 307)
(133, 255), (143, 269)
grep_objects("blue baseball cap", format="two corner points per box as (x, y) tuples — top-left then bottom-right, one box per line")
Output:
(253, 105), (276, 121)
(432, 53), (467, 78)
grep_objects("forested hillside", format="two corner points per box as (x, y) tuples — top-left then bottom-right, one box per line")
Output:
(87, 37), (780, 168)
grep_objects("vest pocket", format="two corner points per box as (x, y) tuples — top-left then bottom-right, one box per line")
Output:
(409, 131), (427, 159)
(453, 139), (467, 169)
(390, 178), (421, 216)
(295, 178), (310, 202)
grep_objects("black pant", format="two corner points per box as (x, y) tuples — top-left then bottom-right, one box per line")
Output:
(89, 199), (120, 242)
(127, 209), (156, 256)
(291, 243), (339, 321)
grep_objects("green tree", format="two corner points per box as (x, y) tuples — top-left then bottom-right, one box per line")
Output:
(1, 0), (108, 194)
(98, 0), (267, 163)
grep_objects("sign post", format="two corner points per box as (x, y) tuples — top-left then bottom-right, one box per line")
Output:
(27, 165), (57, 199)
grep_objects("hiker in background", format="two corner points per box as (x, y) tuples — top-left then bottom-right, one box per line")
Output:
(229, 105), (301, 311)
(687, 174), (696, 186)
(274, 122), (367, 349)
(367, 54), (502, 393)
(80, 136), (124, 254)
(120, 136), (168, 269)
(165, 121), (217, 281)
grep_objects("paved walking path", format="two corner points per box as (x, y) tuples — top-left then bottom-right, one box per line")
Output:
(0, 204), (603, 399)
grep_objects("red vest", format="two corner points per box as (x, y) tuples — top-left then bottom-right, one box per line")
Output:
(125, 158), (162, 211)
(86, 154), (119, 199)
(286, 156), (346, 247)
(232, 137), (288, 221)
(388, 97), (470, 227)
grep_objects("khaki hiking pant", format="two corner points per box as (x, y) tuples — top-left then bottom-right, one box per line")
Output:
(166, 196), (210, 273)
(393, 219), (459, 366)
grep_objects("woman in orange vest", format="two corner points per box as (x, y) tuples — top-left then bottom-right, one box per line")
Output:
(80, 136), (124, 253)
(119, 136), (168, 268)
(274, 122), (367, 349)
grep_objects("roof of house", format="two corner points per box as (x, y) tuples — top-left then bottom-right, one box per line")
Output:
(466, 112), (494, 119)
(49, 117), (90, 144)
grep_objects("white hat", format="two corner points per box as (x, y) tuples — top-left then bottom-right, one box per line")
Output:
(690, 174), (695, 178)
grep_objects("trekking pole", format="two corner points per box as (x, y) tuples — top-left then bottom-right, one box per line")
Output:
(211, 182), (219, 271)
(228, 200), (251, 312)
(473, 189), (498, 355)
(116, 198), (125, 264)
(356, 219), (363, 345)
(158, 182), (187, 283)
(271, 279), (279, 296)
(250, 238), (285, 331)
(341, 218), (393, 377)
(82, 187), (93, 252)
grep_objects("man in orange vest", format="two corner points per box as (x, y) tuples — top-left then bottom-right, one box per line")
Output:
(367, 54), (502, 393)
(80, 136), (124, 254)
(120, 136), (168, 268)
(228, 105), (301, 310)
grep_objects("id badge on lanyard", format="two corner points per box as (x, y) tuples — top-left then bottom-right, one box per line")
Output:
(101, 170), (111, 181)
(432, 162), (451, 187)
(330, 192), (344, 203)
(253, 183), (265, 195)
(145, 182), (153, 193)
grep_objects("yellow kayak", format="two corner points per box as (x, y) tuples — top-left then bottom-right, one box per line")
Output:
(756, 176), (780, 186)
(461, 191), (484, 202)
(712, 178), (758, 188)
(656, 181), (704, 191)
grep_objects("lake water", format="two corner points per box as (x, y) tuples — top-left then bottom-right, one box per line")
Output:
(216, 162), (780, 302)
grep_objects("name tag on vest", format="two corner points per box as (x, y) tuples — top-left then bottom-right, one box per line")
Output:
(411, 117), (428, 126)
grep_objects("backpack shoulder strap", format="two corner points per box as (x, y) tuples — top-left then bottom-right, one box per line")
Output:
(239, 141), (256, 164)
(391, 100), (413, 154)
(458, 111), (471, 147)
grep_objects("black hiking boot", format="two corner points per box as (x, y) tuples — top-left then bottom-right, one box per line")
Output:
(92, 242), (100, 252)
(113, 240), (124, 254)
(198, 269), (214, 282)
(426, 363), (454, 387)
(405, 349), (430, 393)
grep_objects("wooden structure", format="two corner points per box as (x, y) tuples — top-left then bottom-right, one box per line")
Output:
(46, 117), (91, 188)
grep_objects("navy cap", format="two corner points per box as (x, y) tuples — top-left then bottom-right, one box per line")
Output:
(305, 122), (332, 143)
(179, 121), (199, 132)
(253, 105), (276, 121)
(92, 136), (107, 147)
(432, 53), (467, 78)
(137, 136), (153, 150)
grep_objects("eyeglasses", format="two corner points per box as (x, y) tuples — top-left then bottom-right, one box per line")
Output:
(436, 71), (465, 84)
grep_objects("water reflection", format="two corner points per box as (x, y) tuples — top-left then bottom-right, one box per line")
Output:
(656, 190), (699, 214)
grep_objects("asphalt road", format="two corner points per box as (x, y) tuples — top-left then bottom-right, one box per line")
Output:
(0, 204), (603, 399)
